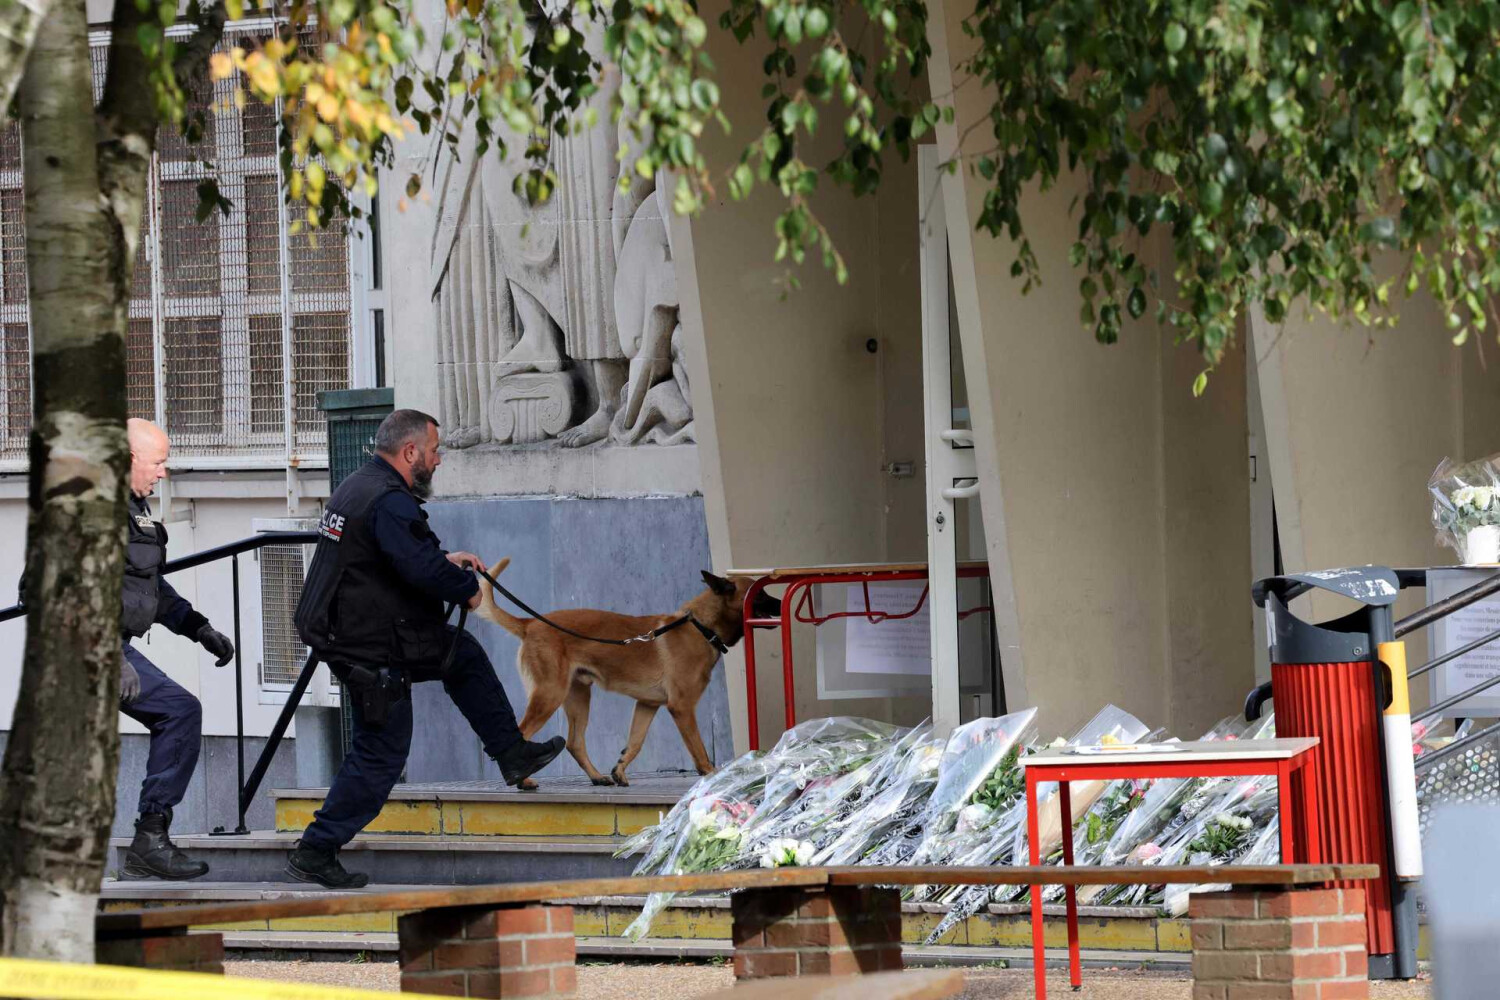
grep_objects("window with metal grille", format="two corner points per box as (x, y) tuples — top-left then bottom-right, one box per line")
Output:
(259, 543), (310, 687)
(0, 24), (358, 467)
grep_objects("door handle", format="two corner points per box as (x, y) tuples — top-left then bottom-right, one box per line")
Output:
(940, 429), (974, 446)
(942, 479), (980, 500)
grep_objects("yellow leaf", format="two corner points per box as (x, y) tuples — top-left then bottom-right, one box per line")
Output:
(317, 94), (340, 122)
(209, 52), (233, 81)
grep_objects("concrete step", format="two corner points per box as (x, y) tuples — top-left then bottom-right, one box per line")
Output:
(212, 930), (1193, 971)
(269, 772), (694, 839)
(108, 830), (635, 886)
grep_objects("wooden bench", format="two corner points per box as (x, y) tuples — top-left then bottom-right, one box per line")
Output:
(95, 863), (1378, 1000)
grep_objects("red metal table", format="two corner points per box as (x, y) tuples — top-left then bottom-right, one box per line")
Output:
(728, 562), (991, 750)
(1021, 737), (1324, 999)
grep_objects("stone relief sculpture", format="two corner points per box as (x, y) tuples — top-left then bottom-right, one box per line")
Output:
(428, 14), (694, 450)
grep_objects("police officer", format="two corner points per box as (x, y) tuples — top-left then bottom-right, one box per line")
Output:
(120, 418), (236, 880)
(289, 408), (564, 888)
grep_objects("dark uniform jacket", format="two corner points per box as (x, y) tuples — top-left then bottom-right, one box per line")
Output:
(295, 456), (478, 671)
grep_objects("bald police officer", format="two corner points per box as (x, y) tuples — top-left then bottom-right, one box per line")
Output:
(120, 418), (236, 880)
(289, 409), (563, 888)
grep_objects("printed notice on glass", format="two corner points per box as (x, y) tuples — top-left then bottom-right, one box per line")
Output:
(1430, 568), (1500, 717)
(845, 583), (933, 676)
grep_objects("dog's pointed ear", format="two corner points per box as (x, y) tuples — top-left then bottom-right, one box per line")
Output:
(701, 570), (736, 597)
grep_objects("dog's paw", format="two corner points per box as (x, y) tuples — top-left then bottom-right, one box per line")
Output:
(517, 778), (539, 792)
(590, 774), (616, 787)
(609, 767), (630, 787)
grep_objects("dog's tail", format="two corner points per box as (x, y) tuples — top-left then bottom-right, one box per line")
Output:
(474, 557), (528, 638)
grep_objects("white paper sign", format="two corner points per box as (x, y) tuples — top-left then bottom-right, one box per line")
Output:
(1429, 568), (1500, 717)
(845, 583), (932, 676)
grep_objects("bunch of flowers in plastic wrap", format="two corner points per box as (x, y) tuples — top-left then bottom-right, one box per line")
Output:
(1081, 713), (1277, 909)
(1429, 453), (1500, 561)
(618, 716), (904, 940)
(616, 702), (1310, 941)
(920, 706), (1151, 941)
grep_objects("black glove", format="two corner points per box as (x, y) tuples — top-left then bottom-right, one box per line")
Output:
(196, 624), (235, 667)
(120, 658), (141, 704)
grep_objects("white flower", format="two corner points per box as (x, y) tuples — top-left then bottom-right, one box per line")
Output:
(957, 803), (993, 833)
(1454, 486), (1479, 508)
(759, 838), (814, 868)
(715, 825), (743, 842)
(917, 746), (943, 775)
(1478, 487), (1497, 509)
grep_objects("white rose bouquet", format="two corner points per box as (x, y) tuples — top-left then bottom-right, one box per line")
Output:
(1430, 454), (1500, 563)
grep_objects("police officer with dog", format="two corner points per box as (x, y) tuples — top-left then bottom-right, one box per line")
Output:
(289, 408), (564, 888)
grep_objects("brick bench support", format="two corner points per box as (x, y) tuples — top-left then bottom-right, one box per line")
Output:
(731, 885), (903, 979)
(398, 903), (576, 998)
(96, 929), (225, 973)
(1190, 886), (1368, 1000)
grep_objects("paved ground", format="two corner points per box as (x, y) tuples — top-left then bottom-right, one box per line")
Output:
(227, 960), (1435, 998)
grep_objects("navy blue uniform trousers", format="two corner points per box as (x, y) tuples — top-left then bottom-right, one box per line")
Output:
(121, 642), (204, 815)
(301, 629), (523, 851)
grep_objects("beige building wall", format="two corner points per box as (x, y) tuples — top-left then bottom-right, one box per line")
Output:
(677, 1), (933, 751)
(1251, 297), (1500, 716)
(926, 0), (1255, 740)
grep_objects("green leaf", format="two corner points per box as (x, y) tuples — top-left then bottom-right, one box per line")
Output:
(1127, 286), (1146, 319)
(1164, 23), (1187, 54)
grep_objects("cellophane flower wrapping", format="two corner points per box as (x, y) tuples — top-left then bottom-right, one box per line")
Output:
(1429, 453), (1500, 553)
(615, 702), (1319, 941)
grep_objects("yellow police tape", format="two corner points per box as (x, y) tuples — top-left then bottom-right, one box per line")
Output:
(0, 956), (448, 1000)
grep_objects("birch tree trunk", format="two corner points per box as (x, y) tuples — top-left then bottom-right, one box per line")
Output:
(0, 0), (129, 960)
(0, 0), (55, 127)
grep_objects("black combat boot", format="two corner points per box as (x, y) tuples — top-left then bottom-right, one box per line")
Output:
(496, 735), (566, 787)
(286, 841), (369, 889)
(122, 810), (210, 881)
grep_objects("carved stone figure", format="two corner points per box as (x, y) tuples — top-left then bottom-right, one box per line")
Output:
(427, 12), (692, 451)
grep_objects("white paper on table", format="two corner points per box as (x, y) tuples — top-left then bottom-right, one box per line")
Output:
(844, 582), (932, 676)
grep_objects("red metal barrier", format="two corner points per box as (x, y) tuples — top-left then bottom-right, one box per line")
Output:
(736, 563), (991, 750)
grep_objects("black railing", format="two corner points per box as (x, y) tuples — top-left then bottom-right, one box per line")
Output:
(1244, 566), (1500, 771)
(0, 530), (320, 834)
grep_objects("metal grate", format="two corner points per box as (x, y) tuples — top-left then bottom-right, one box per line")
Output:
(244, 174), (282, 296)
(1, 187), (25, 305)
(249, 314), (285, 434)
(126, 318), (157, 420)
(0, 120), (20, 172)
(163, 316), (224, 438)
(259, 544), (309, 686)
(1417, 732), (1500, 839)
(159, 178), (223, 299)
(3, 324), (29, 443)
(0, 27), (358, 471)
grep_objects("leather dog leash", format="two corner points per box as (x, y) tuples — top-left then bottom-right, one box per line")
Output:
(464, 564), (730, 655)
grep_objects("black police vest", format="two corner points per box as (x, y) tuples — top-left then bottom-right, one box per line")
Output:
(122, 496), (167, 638)
(295, 459), (450, 668)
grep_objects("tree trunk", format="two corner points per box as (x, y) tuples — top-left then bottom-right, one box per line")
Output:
(0, 0), (129, 961)
(0, 0), (55, 127)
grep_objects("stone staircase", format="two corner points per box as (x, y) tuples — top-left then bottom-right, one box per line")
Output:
(109, 772), (694, 886)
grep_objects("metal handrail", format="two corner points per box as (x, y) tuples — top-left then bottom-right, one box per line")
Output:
(1245, 567), (1500, 725)
(1, 530), (320, 834)
(1243, 566), (1500, 770)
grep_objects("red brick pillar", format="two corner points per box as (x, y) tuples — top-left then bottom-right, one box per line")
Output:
(96, 931), (225, 973)
(398, 904), (576, 998)
(731, 885), (902, 979)
(1190, 887), (1369, 1000)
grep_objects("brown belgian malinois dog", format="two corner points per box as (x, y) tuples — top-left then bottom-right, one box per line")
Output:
(474, 558), (781, 788)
